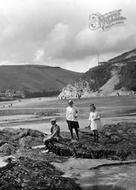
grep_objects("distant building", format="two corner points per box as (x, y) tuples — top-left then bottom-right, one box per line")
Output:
(0, 89), (25, 98)
(14, 90), (25, 98)
(5, 89), (15, 97)
(98, 61), (107, 66)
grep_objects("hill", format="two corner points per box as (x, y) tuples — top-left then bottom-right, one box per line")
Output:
(0, 65), (82, 97)
(1, 48), (136, 99)
(59, 48), (136, 98)
(108, 49), (136, 63)
(83, 48), (136, 96)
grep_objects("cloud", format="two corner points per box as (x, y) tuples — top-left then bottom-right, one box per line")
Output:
(0, 0), (136, 71)
(75, 23), (136, 59)
(35, 49), (45, 62)
(43, 23), (73, 59)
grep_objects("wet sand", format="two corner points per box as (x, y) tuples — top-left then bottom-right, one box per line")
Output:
(0, 96), (136, 133)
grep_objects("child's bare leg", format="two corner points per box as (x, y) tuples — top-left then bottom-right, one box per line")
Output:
(93, 130), (98, 142)
(75, 127), (79, 140)
(69, 127), (74, 139)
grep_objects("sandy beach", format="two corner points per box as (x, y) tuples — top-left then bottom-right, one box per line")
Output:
(0, 96), (136, 133)
(0, 96), (136, 190)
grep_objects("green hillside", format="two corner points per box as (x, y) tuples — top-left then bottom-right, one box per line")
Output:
(0, 65), (81, 97)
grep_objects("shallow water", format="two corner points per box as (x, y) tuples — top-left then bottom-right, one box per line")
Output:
(79, 164), (136, 190)
(52, 158), (136, 190)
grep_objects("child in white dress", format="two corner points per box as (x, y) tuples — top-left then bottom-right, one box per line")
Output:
(89, 104), (101, 142)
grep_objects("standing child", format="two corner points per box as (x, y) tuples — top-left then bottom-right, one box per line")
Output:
(89, 104), (101, 143)
(66, 100), (79, 140)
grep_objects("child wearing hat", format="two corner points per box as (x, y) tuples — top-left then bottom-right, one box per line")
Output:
(43, 118), (61, 151)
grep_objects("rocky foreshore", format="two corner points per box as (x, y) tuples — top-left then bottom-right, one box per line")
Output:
(0, 122), (136, 189)
(0, 128), (81, 190)
(51, 122), (136, 160)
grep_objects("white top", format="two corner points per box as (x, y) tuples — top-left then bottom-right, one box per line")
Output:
(66, 106), (78, 121)
(89, 111), (101, 130)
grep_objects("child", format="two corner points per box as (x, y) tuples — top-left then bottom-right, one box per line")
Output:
(66, 100), (79, 140)
(89, 104), (101, 143)
(43, 118), (61, 151)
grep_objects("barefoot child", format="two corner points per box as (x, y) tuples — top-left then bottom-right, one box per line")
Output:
(89, 104), (101, 143)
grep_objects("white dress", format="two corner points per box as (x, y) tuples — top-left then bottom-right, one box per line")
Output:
(89, 111), (101, 130)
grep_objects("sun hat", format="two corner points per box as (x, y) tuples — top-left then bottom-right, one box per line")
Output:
(50, 118), (56, 122)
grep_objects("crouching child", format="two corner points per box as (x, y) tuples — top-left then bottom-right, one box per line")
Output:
(43, 118), (62, 151)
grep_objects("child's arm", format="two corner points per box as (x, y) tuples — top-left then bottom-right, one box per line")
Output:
(50, 126), (53, 133)
(75, 107), (78, 118)
(93, 112), (100, 120)
(50, 125), (60, 138)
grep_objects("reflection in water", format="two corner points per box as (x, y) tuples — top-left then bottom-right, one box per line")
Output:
(78, 164), (136, 190)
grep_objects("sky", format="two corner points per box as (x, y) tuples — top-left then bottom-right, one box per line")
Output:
(0, 0), (136, 72)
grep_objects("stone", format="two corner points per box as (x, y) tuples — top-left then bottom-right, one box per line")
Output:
(0, 156), (81, 190)
(0, 143), (16, 156)
(0, 123), (136, 189)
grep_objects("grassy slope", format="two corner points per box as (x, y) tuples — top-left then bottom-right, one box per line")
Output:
(0, 65), (82, 92)
(82, 63), (113, 91)
(82, 48), (136, 93)
(108, 49), (136, 63)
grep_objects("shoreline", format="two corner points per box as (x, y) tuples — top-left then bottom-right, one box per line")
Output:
(0, 96), (136, 189)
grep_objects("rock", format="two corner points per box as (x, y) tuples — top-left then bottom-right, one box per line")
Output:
(18, 128), (44, 138)
(19, 136), (33, 149)
(109, 134), (122, 144)
(50, 143), (74, 156)
(19, 136), (43, 149)
(2, 128), (44, 140)
(1, 123), (136, 161)
(0, 128), (44, 151)
(0, 143), (16, 156)
(58, 80), (92, 99)
(0, 156), (81, 190)
(0, 140), (7, 146)
(0, 123), (136, 189)
(45, 123), (136, 161)
(2, 128), (21, 135)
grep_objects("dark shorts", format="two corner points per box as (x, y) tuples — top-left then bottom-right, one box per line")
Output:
(92, 130), (98, 135)
(66, 120), (79, 130)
